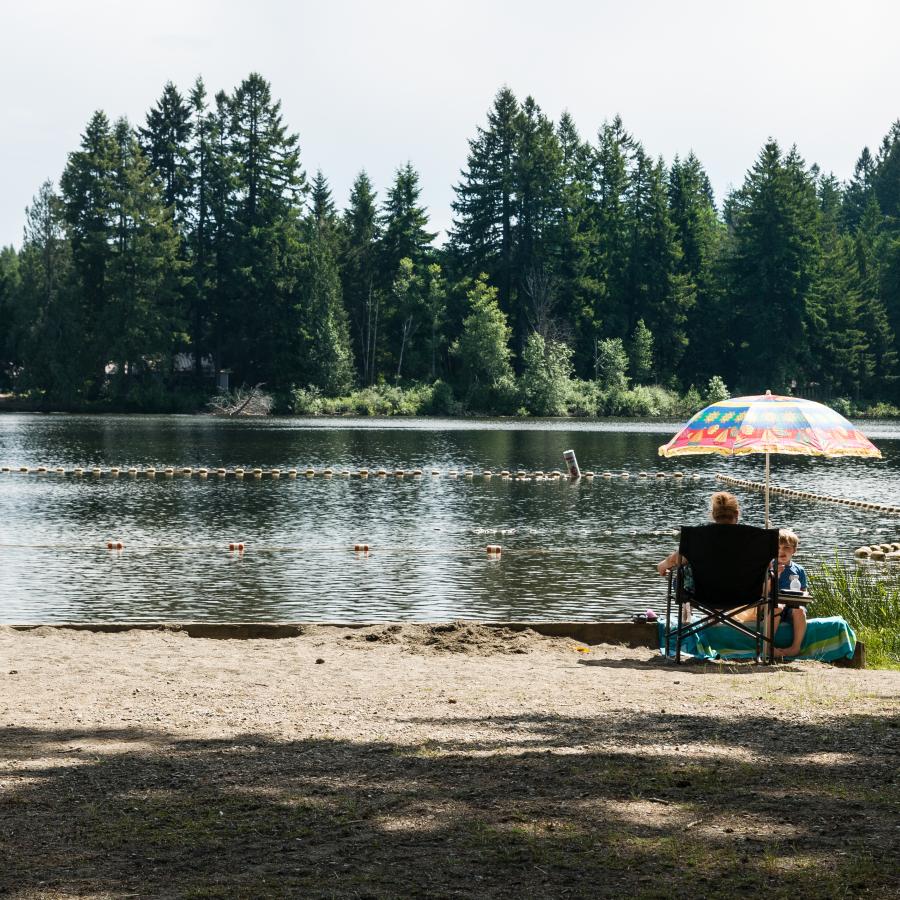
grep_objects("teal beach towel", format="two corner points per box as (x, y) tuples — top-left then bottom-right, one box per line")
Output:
(658, 616), (856, 662)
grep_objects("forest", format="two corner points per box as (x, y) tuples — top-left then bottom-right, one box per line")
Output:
(1, 73), (899, 416)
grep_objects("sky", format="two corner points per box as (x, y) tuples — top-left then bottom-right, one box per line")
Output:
(2, 0), (899, 249)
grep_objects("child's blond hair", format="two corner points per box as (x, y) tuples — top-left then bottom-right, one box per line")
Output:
(779, 528), (799, 551)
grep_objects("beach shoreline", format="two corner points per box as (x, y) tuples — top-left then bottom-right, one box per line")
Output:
(1, 623), (897, 897)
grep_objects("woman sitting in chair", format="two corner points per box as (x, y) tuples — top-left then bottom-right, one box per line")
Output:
(656, 491), (740, 577)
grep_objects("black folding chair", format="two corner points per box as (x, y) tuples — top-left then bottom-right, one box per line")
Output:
(664, 524), (780, 664)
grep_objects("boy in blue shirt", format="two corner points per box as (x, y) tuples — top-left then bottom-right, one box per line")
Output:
(774, 528), (808, 658)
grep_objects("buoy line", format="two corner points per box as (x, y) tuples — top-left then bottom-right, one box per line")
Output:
(0, 540), (677, 555)
(716, 473), (900, 516)
(0, 465), (705, 482)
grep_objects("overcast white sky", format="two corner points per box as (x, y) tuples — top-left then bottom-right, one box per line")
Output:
(2, 0), (899, 249)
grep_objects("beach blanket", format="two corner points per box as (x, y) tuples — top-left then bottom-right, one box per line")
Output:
(658, 616), (856, 662)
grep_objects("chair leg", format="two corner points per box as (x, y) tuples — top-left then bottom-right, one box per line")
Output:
(675, 590), (683, 665)
(755, 605), (762, 664)
(665, 571), (673, 660)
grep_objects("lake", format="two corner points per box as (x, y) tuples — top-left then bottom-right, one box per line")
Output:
(1, 414), (898, 623)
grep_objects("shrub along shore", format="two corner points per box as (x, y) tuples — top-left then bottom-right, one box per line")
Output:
(3, 378), (900, 418)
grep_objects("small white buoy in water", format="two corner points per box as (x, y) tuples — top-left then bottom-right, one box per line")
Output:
(563, 449), (581, 478)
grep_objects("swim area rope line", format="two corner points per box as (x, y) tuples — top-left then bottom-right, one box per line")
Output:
(715, 473), (900, 517)
(1, 465), (702, 481)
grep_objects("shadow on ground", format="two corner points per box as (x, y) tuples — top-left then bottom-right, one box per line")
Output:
(0, 709), (898, 898)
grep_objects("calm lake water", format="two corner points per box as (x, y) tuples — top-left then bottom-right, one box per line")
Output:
(1, 414), (898, 623)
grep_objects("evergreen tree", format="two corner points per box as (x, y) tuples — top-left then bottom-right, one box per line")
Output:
(60, 110), (119, 394)
(205, 89), (238, 376)
(340, 171), (380, 384)
(379, 162), (436, 278)
(0, 245), (20, 384)
(424, 262), (446, 379)
(138, 81), (194, 225)
(727, 141), (819, 391)
(669, 153), (726, 385)
(629, 318), (654, 384)
(555, 110), (599, 373)
(874, 121), (900, 224)
(450, 88), (520, 314)
(222, 73), (307, 385)
(300, 178), (354, 395)
(853, 195), (898, 394)
(379, 163), (436, 377)
(184, 76), (215, 379)
(104, 119), (183, 394)
(590, 116), (634, 343)
(13, 182), (81, 398)
(806, 175), (870, 397)
(625, 151), (693, 382)
(841, 148), (876, 232)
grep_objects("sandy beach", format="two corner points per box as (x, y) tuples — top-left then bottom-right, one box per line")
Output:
(1, 623), (898, 898)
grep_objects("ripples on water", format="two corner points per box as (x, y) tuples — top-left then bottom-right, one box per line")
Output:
(1, 414), (898, 622)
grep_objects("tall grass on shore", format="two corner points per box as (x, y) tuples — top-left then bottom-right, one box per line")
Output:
(808, 557), (900, 668)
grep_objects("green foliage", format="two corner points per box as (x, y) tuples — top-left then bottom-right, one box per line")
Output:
(704, 375), (730, 404)
(453, 275), (513, 390)
(594, 337), (629, 391)
(629, 319), (654, 384)
(6, 76), (900, 413)
(519, 332), (574, 416)
(808, 557), (900, 668)
(290, 382), (446, 417)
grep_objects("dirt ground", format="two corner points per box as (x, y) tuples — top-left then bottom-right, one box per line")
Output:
(1, 623), (898, 899)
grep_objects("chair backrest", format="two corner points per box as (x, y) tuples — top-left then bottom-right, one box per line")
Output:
(678, 524), (779, 608)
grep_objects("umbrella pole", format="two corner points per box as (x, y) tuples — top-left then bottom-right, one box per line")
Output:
(764, 451), (770, 528)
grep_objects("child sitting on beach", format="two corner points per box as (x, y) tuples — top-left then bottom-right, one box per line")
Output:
(772, 528), (808, 659)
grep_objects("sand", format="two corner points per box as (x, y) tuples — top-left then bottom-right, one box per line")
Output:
(0, 623), (898, 899)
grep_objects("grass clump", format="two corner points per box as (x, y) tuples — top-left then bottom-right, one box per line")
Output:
(808, 557), (900, 668)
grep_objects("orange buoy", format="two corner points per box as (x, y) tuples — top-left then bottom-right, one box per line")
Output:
(486, 544), (502, 555)
(107, 541), (124, 550)
(354, 543), (370, 552)
(228, 542), (245, 552)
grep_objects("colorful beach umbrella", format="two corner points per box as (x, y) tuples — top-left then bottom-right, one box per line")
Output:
(658, 391), (881, 526)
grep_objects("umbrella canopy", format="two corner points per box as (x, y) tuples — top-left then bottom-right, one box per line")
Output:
(658, 391), (881, 525)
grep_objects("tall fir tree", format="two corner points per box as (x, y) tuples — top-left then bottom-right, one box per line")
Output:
(0, 245), (20, 383)
(555, 110), (599, 374)
(512, 96), (564, 355)
(222, 73), (307, 385)
(727, 141), (819, 392)
(853, 194), (898, 395)
(12, 184), (82, 398)
(379, 163), (436, 378)
(806, 174), (871, 397)
(138, 81), (194, 226)
(60, 110), (119, 395)
(590, 116), (634, 344)
(301, 171), (354, 394)
(625, 151), (693, 383)
(669, 153), (726, 385)
(104, 118), (183, 393)
(841, 146), (876, 233)
(450, 88), (520, 314)
(340, 171), (381, 384)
